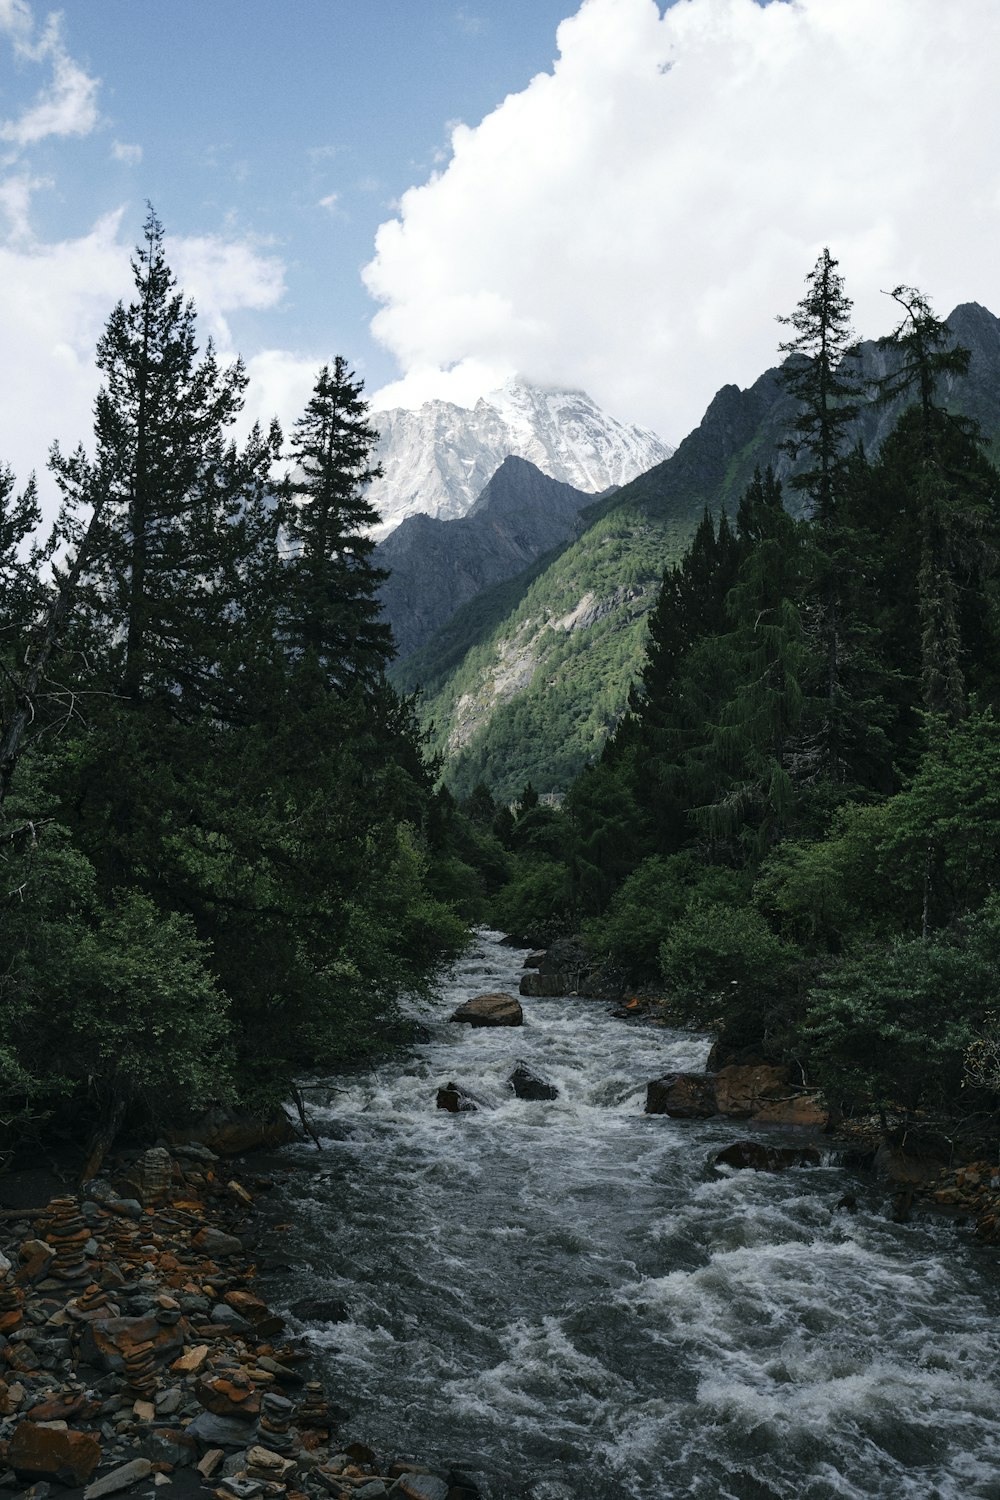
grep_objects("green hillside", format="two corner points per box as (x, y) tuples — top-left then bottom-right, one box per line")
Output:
(391, 304), (1000, 802)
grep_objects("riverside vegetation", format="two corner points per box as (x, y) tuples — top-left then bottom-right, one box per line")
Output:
(4, 232), (1000, 1200)
(443, 253), (1000, 1144)
(0, 210), (468, 1175)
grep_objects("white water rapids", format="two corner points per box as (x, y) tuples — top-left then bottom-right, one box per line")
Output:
(265, 930), (1000, 1499)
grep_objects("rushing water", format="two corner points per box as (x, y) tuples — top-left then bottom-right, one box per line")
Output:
(265, 931), (1000, 1499)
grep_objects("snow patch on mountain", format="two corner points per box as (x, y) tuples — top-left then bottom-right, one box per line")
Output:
(368, 378), (672, 538)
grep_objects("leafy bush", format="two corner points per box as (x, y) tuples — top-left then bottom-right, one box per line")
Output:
(491, 856), (573, 946)
(803, 904), (1000, 1109)
(586, 854), (746, 981)
(659, 899), (803, 1049)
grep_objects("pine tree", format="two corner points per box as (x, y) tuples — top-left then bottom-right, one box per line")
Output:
(51, 206), (280, 716)
(691, 469), (812, 859)
(876, 286), (995, 727)
(282, 358), (392, 692)
(777, 250), (868, 783)
(777, 248), (861, 524)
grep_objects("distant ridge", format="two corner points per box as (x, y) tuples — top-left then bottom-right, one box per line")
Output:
(376, 456), (595, 658)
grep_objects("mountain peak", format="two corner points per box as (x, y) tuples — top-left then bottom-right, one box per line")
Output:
(367, 381), (672, 539)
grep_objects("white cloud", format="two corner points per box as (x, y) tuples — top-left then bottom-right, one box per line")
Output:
(318, 192), (339, 213)
(0, 212), (290, 514)
(0, 168), (48, 237)
(364, 0), (1000, 443)
(0, 6), (100, 147)
(168, 233), (286, 347)
(111, 140), (142, 166)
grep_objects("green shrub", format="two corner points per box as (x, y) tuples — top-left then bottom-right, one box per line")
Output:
(659, 899), (803, 1048)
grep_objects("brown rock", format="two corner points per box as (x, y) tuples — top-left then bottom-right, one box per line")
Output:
(224, 1289), (284, 1338)
(646, 1073), (717, 1118)
(192, 1226), (244, 1258)
(171, 1342), (210, 1375)
(15, 1240), (54, 1286)
(196, 1374), (260, 1421)
(10, 1421), (102, 1485)
(714, 1063), (791, 1117)
(79, 1311), (186, 1372)
(449, 992), (523, 1027)
(436, 1083), (481, 1113)
(752, 1092), (828, 1128)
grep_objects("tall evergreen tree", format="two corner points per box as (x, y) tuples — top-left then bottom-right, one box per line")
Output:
(777, 249), (868, 784)
(876, 286), (997, 728)
(282, 358), (392, 691)
(52, 206), (280, 716)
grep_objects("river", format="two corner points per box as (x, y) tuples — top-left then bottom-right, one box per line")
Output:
(265, 930), (1000, 1499)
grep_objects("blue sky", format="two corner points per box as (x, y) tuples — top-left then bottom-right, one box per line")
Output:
(2, 0), (1000, 511)
(22, 1), (576, 373)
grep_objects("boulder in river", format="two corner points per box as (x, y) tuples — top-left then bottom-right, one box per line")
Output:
(519, 971), (567, 997)
(713, 1141), (821, 1172)
(449, 992), (523, 1027)
(646, 1073), (717, 1119)
(712, 1062), (792, 1117)
(436, 1082), (484, 1113)
(509, 1064), (559, 1101)
(646, 1066), (828, 1126)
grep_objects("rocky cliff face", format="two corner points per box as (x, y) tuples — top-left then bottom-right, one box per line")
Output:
(376, 456), (594, 659)
(368, 379), (673, 538)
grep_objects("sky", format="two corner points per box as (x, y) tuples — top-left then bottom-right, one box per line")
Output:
(2, 0), (1000, 515)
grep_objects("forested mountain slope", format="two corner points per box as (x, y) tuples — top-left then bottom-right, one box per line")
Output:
(393, 304), (1000, 800)
(375, 457), (595, 657)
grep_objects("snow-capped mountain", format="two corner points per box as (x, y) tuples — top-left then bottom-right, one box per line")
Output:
(368, 379), (673, 538)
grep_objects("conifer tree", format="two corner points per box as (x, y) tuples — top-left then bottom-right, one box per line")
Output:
(777, 249), (861, 524)
(777, 250), (867, 783)
(876, 286), (996, 728)
(282, 358), (392, 692)
(51, 206), (280, 716)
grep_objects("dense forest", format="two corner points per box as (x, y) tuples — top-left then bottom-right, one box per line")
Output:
(448, 253), (1000, 1124)
(0, 211), (467, 1170)
(4, 231), (999, 1169)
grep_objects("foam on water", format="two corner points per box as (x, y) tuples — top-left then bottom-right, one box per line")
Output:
(264, 931), (1000, 1500)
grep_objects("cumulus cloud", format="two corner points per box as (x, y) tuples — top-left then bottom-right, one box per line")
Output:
(111, 140), (142, 165)
(364, 0), (1000, 443)
(0, 4), (100, 147)
(0, 213), (289, 514)
(168, 233), (286, 347)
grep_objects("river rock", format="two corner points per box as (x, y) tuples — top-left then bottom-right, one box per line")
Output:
(874, 1142), (946, 1185)
(753, 1091), (829, 1128)
(395, 1474), (450, 1500)
(449, 993), (523, 1027)
(168, 1106), (297, 1156)
(523, 951), (546, 969)
(83, 1458), (153, 1498)
(290, 1296), (348, 1324)
(10, 1421), (102, 1485)
(646, 1073), (717, 1118)
(436, 1082), (482, 1113)
(519, 971), (568, 997)
(712, 1063), (792, 1117)
(186, 1408), (258, 1448)
(713, 1141), (821, 1172)
(509, 1064), (559, 1101)
(120, 1146), (173, 1206)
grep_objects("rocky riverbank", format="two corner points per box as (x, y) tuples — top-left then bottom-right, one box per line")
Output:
(0, 1141), (478, 1500)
